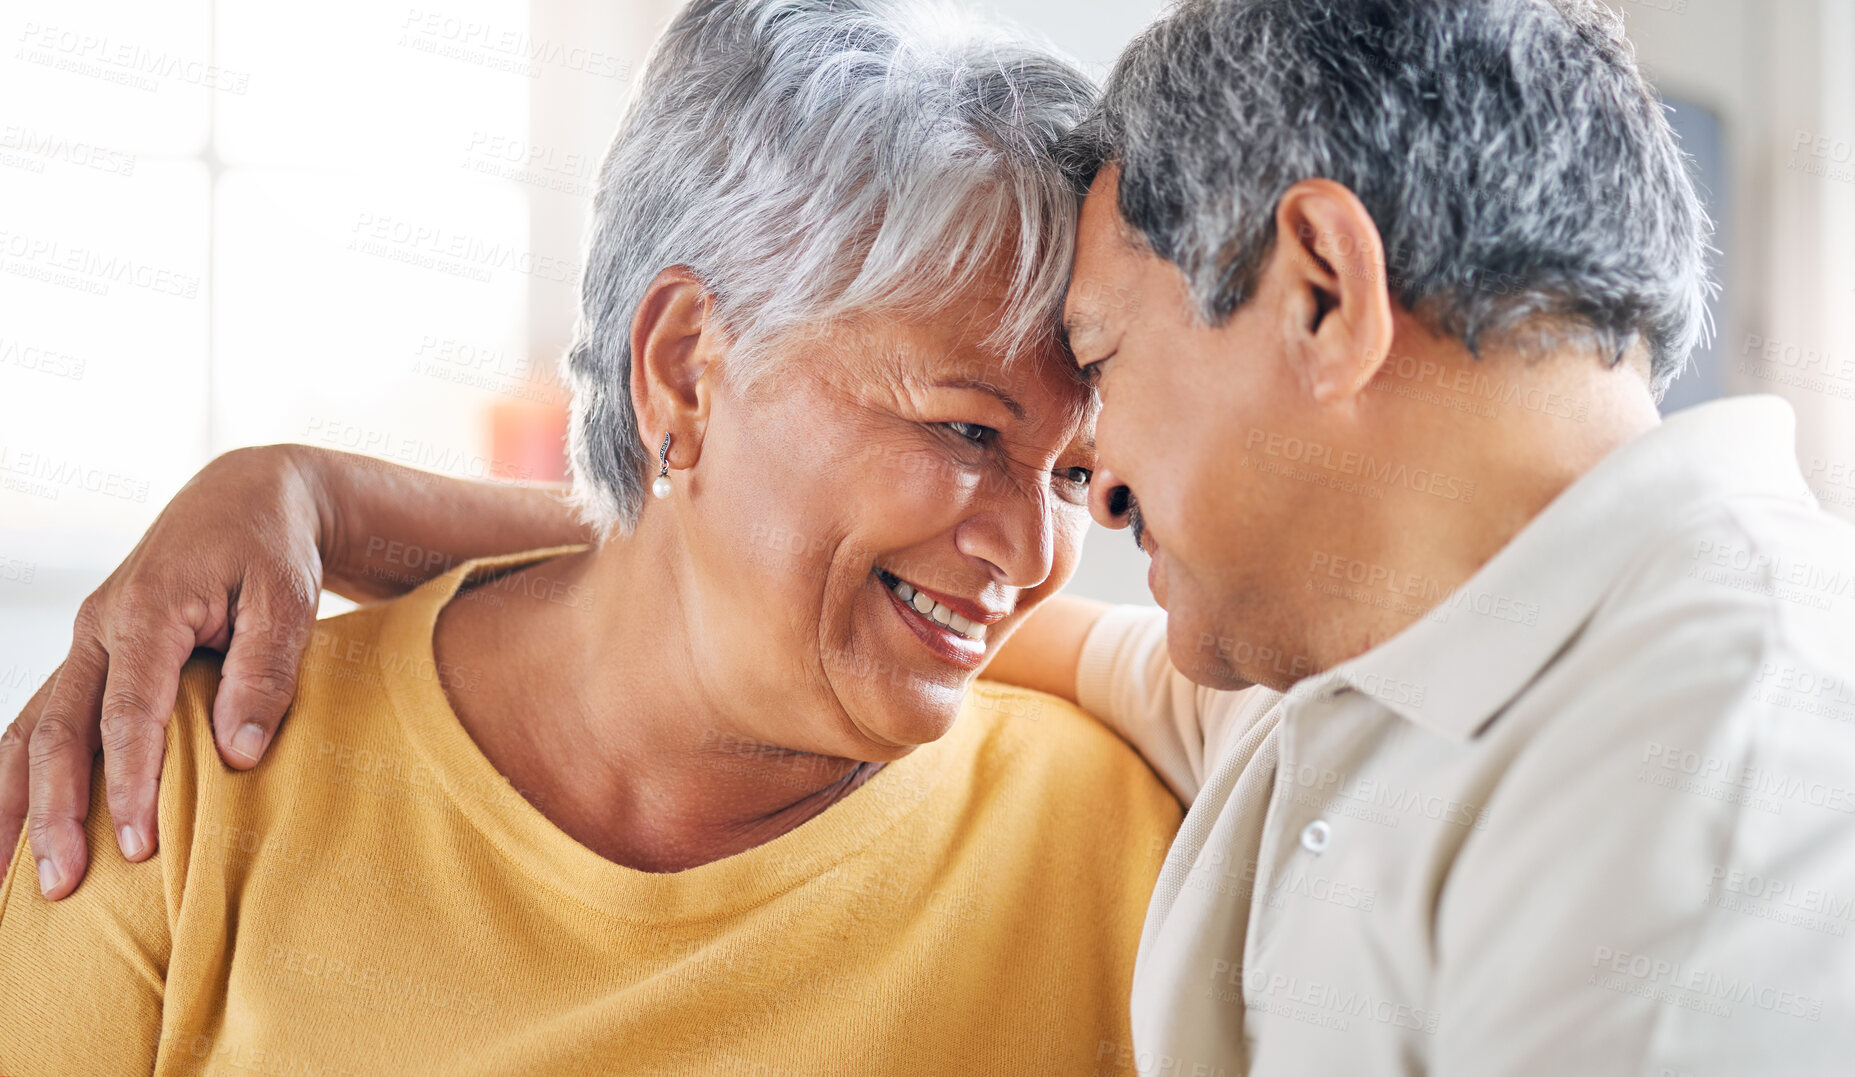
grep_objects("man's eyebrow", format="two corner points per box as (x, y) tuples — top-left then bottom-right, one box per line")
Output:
(932, 377), (1026, 421)
(1063, 311), (1114, 357)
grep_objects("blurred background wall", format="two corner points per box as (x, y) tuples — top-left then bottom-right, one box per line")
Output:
(3, 0), (1852, 710)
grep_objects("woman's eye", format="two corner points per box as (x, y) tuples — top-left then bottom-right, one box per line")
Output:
(1061, 467), (1093, 489)
(944, 422), (993, 444)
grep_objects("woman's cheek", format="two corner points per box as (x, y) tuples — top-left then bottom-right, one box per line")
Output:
(1048, 513), (1089, 589)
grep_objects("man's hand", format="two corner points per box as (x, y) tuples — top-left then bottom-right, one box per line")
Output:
(0, 445), (329, 898)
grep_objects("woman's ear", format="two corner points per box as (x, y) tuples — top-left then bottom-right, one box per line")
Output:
(628, 266), (717, 470)
(1263, 178), (1396, 406)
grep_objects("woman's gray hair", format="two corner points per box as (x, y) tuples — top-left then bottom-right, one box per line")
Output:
(1061, 0), (1714, 395)
(565, 0), (1094, 534)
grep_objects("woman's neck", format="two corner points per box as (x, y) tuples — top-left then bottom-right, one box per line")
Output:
(431, 542), (884, 873)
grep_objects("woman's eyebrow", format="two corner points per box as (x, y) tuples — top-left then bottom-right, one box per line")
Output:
(932, 377), (1026, 421)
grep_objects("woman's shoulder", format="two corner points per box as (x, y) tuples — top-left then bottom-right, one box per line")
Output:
(957, 680), (1183, 821)
(165, 601), (399, 771)
(961, 679), (1108, 733)
(161, 601), (403, 827)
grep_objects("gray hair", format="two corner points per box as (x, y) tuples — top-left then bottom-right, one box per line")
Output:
(1060, 0), (1714, 394)
(565, 0), (1095, 534)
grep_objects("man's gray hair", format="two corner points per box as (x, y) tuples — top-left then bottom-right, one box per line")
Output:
(1062, 0), (1713, 393)
(565, 0), (1094, 534)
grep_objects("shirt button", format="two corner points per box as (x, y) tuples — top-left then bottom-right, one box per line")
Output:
(1300, 819), (1332, 854)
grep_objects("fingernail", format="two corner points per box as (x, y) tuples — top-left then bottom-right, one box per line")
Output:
(230, 723), (266, 763)
(118, 825), (146, 859)
(36, 857), (60, 896)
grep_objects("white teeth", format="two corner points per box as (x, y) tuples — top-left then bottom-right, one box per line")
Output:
(881, 572), (987, 641)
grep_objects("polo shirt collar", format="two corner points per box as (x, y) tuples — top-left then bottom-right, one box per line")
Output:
(1315, 395), (1815, 739)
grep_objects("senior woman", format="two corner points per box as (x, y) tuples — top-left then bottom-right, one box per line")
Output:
(0, 1), (1182, 1073)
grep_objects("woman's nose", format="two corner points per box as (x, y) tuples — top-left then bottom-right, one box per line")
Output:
(957, 473), (1056, 591)
(1089, 466), (1134, 531)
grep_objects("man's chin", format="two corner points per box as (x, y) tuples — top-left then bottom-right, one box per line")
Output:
(1164, 633), (1251, 691)
(1160, 597), (1253, 691)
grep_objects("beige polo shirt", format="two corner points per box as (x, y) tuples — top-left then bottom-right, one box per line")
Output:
(1078, 396), (1855, 1077)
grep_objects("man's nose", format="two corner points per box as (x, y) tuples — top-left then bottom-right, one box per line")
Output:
(1089, 466), (1134, 530)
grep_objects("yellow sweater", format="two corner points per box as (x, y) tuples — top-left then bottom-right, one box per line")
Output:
(1, 553), (1181, 1076)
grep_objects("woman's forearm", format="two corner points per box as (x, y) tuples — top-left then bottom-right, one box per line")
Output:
(290, 444), (596, 603)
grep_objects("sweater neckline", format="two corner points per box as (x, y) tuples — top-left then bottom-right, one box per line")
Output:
(377, 546), (953, 924)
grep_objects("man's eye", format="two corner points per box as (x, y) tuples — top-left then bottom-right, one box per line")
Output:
(1060, 467), (1093, 489)
(945, 422), (993, 444)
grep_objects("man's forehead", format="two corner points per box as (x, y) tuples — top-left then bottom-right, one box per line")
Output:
(1065, 170), (1142, 322)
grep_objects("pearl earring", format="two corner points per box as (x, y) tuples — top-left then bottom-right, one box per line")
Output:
(651, 433), (673, 500)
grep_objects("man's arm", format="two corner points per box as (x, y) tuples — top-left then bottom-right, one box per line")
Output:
(979, 593), (1111, 703)
(991, 599), (1273, 806)
(0, 444), (590, 898)
(311, 445), (591, 603)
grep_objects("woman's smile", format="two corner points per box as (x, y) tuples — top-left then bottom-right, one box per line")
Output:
(873, 567), (992, 669)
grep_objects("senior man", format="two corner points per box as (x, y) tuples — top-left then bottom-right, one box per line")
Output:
(7, 0), (1855, 1074)
(1053, 0), (1855, 1074)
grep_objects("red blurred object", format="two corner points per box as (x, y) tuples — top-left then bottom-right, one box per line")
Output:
(489, 394), (570, 484)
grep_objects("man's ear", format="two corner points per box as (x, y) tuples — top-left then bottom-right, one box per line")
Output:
(628, 266), (717, 470)
(1264, 179), (1395, 405)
